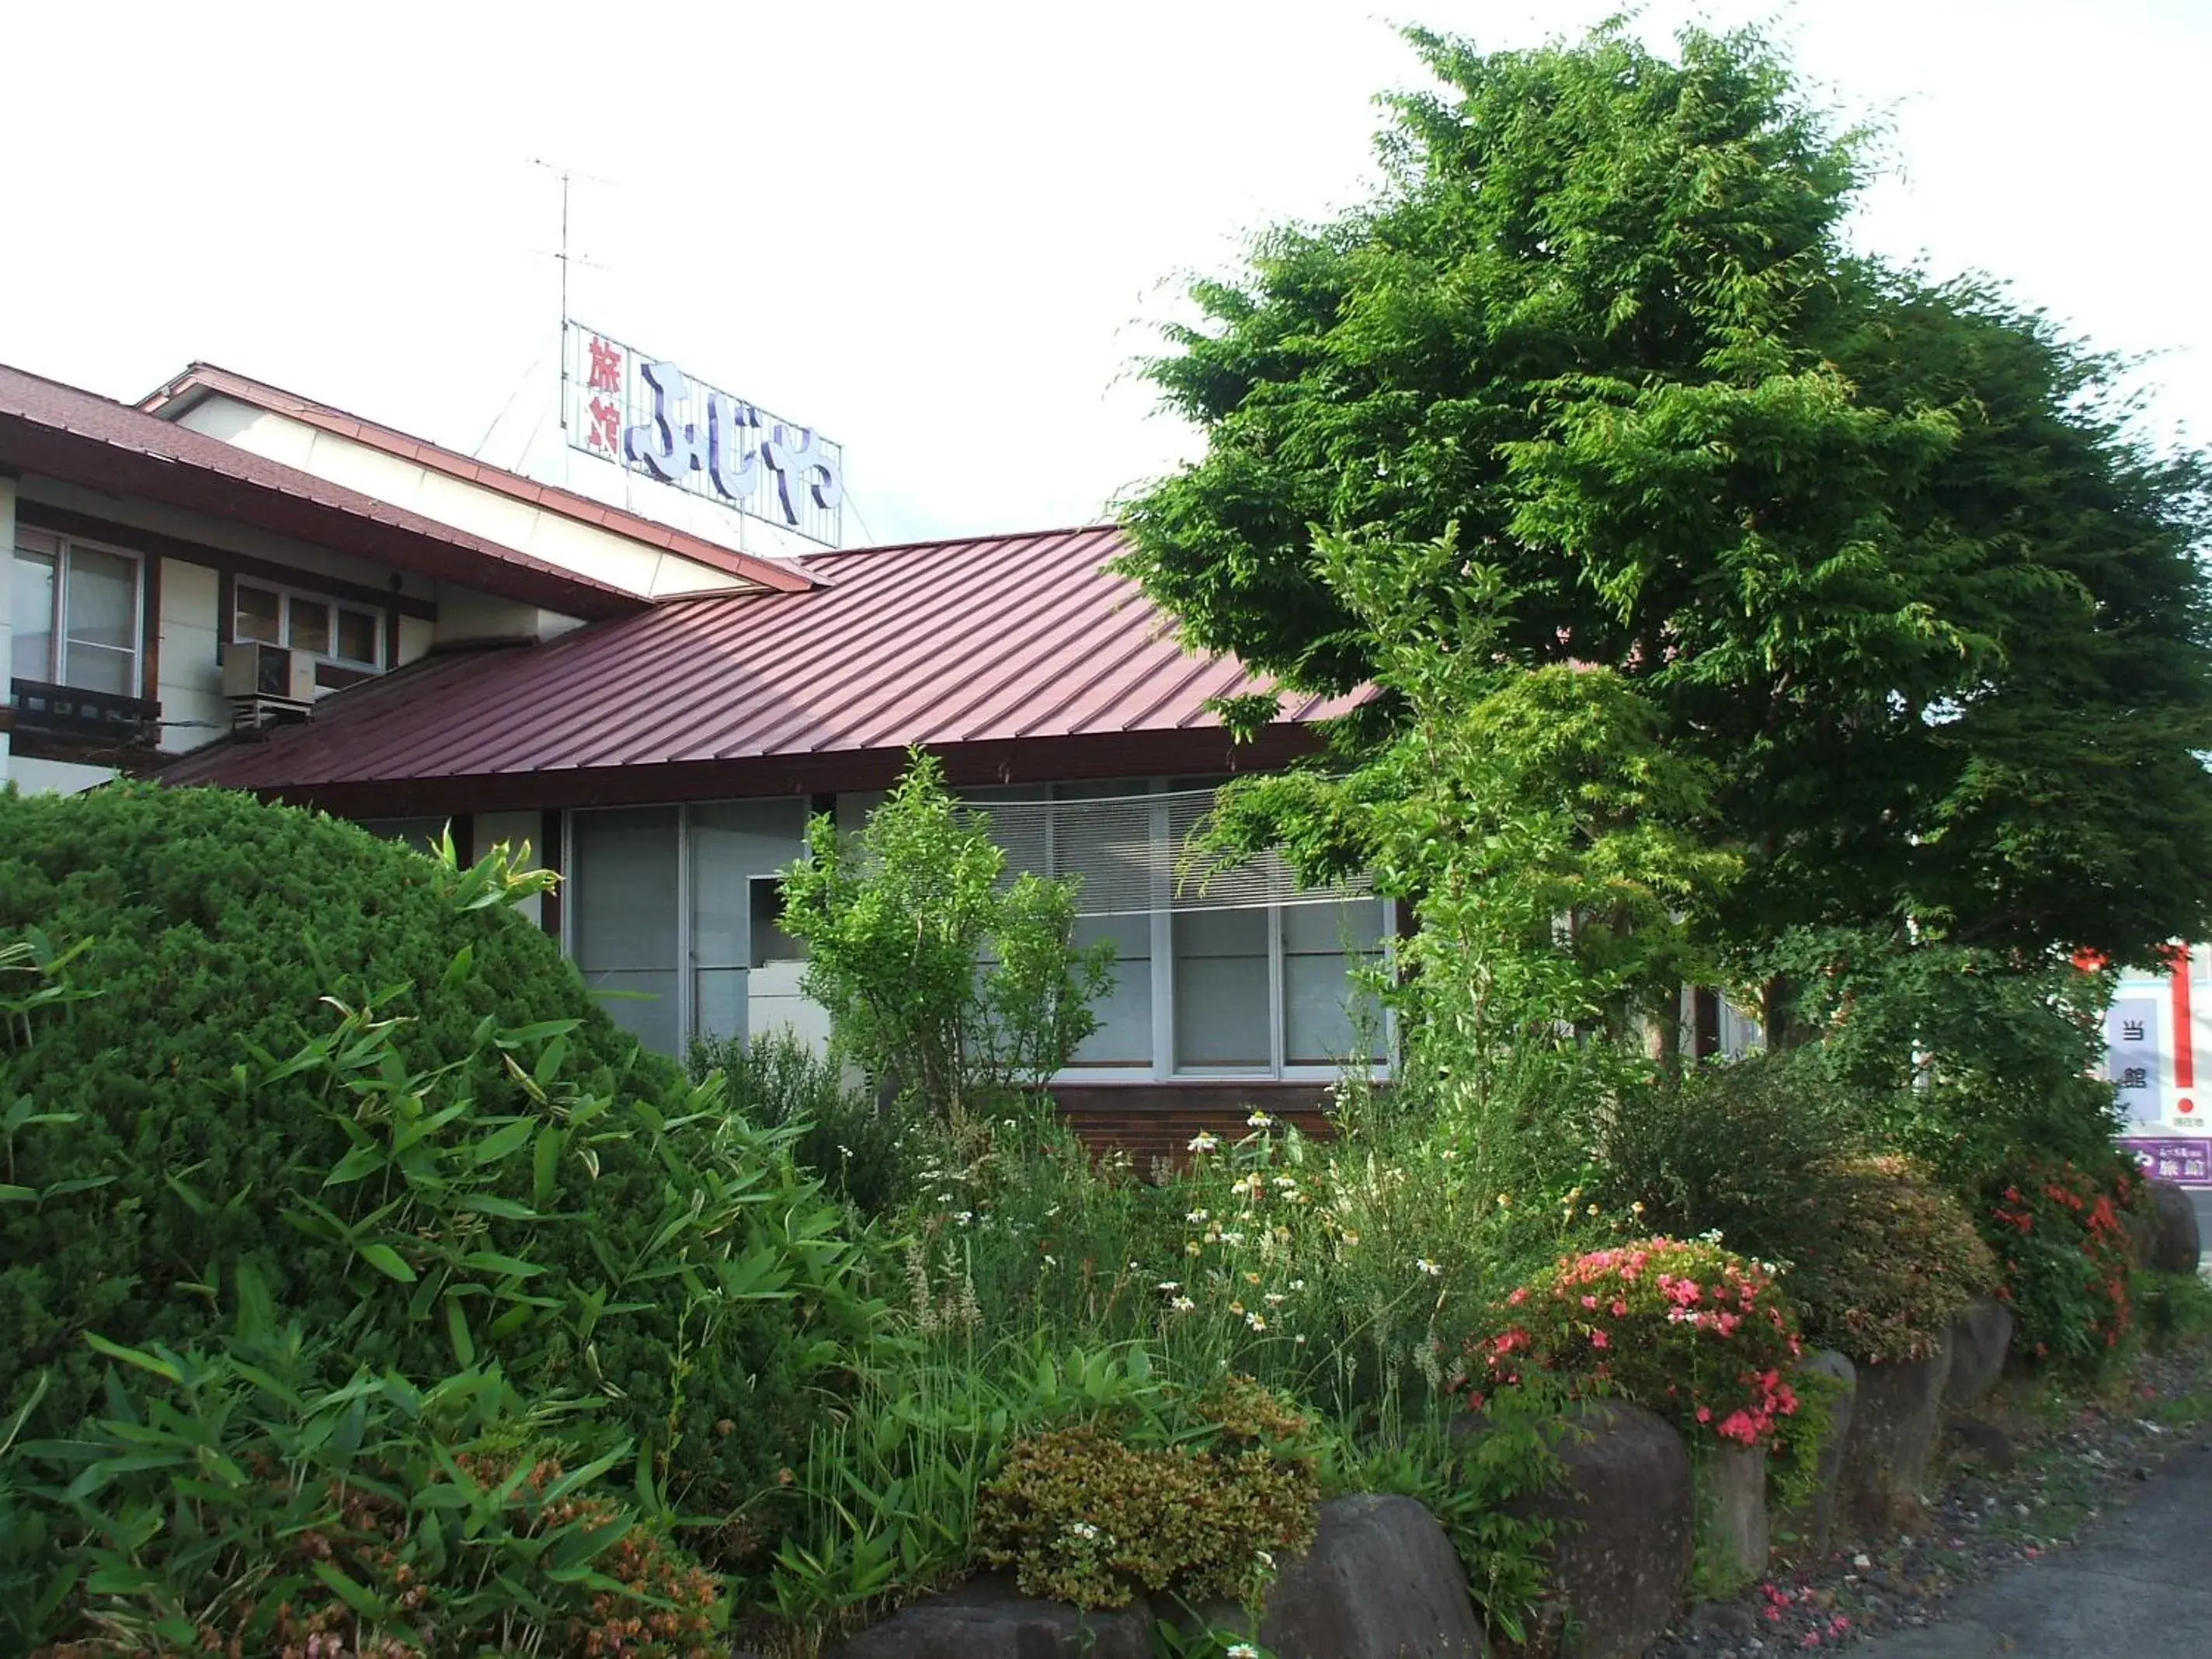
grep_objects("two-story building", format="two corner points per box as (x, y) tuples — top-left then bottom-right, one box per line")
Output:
(2, 357), (1384, 1149)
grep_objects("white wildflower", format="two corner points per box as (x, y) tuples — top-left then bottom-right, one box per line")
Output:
(1066, 1521), (1100, 1542)
(1246, 1311), (1268, 1331)
(1247, 1110), (1275, 1129)
(1416, 1257), (1444, 1278)
(1172, 1295), (1197, 1313)
(1187, 1209), (1210, 1223)
(1156, 1280), (1181, 1293)
(1188, 1132), (1220, 1153)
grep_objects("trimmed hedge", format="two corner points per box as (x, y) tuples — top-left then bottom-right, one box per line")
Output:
(0, 783), (868, 1529)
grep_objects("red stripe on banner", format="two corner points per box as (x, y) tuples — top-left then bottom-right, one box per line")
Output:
(2172, 944), (2195, 1091)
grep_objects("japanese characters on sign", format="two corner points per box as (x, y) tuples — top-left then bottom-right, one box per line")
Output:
(2108, 945), (2211, 1186)
(2106, 994), (2162, 1122)
(562, 321), (843, 547)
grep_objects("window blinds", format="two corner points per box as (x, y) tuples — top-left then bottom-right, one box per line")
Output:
(960, 787), (1372, 917)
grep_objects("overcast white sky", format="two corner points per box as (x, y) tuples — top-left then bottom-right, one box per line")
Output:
(5, 1), (2206, 551)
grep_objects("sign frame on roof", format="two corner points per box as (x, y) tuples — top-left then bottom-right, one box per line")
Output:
(562, 320), (843, 547)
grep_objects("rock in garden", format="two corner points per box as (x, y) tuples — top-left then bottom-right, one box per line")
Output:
(1942, 1297), (2013, 1407)
(1944, 1413), (2015, 1472)
(1782, 1350), (1856, 1559)
(1484, 1400), (1694, 1659)
(2148, 1179), (2202, 1272)
(1201, 1492), (1486, 1658)
(826, 1573), (1153, 1659)
(1704, 1442), (1770, 1584)
(1835, 1336), (1953, 1534)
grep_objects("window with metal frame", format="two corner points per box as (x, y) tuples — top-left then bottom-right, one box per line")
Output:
(232, 578), (384, 670)
(962, 780), (1390, 1083)
(560, 787), (1388, 1078)
(565, 801), (810, 1054)
(9, 529), (144, 697)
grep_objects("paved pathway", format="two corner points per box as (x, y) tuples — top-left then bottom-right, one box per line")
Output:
(1849, 1433), (2212, 1658)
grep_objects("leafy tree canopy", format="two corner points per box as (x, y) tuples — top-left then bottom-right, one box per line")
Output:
(1120, 22), (2212, 966)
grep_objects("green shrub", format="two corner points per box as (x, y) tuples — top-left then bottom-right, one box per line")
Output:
(1591, 1050), (1872, 1263)
(1479, 1237), (1803, 1450)
(1985, 1152), (2141, 1370)
(3, 1314), (725, 1657)
(973, 1377), (1319, 1610)
(688, 1026), (937, 1219)
(778, 752), (1114, 1122)
(2136, 1268), (2212, 1354)
(0, 783), (875, 1536)
(1782, 1155), (1997, 1365)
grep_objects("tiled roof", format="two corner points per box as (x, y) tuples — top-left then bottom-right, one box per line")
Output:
(139, 363), (814, 593)
(159, 525), (1358, 802)
(0, 363), (643, 621)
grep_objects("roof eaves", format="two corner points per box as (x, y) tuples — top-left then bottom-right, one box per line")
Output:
(139, 363), (817, 594)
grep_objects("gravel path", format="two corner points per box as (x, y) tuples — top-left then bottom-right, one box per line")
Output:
(1644, 1344), (2212, 1657)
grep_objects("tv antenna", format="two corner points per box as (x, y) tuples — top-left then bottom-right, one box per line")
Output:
(528, 158), (614, 433)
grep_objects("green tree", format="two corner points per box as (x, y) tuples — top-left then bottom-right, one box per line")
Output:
(779, 752), (1115, 1122)
(1202, 526), (1734, 1083)
(1121, 23), (2212, 969)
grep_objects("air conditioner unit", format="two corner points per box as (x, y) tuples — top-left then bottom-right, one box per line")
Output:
(222, 642), (315, 704)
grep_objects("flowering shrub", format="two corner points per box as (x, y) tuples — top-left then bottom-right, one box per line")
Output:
(1783, 1156), (1998, 1365)
(1985, 1153), (2141, 1369)
(972, 1379), (1319, 1609)
(1475, 1237), (1804, 1448)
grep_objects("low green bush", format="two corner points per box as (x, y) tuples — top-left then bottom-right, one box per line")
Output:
(1478, 1237), (1804, 1450)
(0, 784), (878, 1549)
(2136, 1268), (2212, 1354)
(973, 1376), (1320, 1610)
(1985, 1152), (2143, 1370)
(1590, 1050), (1872, 1266)
(1784, 1154), (1998, 1365)
(4, 1320), (725, 1657)
(688, 1026), (937, 1219)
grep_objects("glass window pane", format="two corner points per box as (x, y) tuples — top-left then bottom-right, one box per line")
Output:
(1283, 899), (1386, 1067)
(336, 608), (381, 665)
(235, 583), (281, 644)
(1173, 907), (1269, 1069)
(61, 645), (134, 696)
(11, 549), (57, 682)
(694, 967), (748, 1045)
(690, 801), (806, 968)
(1285, 955), (1386, 1066)
(287, 594), (332, 656)
(583, 969), (680, 1055)
(1282, 899), (1385, 955)
(64, 546), (136, 654)
(572, 808), (680, 972)
(751, 877), (804, 966)
(1071, 912), (1152, 1065)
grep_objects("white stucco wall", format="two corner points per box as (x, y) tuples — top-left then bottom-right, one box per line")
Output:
(157, 557), (231, 750)
(9, 755), (117, 795)
(173, 398), (748, 600)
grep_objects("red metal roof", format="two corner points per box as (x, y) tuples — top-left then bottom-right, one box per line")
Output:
(139, 363), (815, 593)
(0, 363), (644, 621)
(160, 525), (1358, 805)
